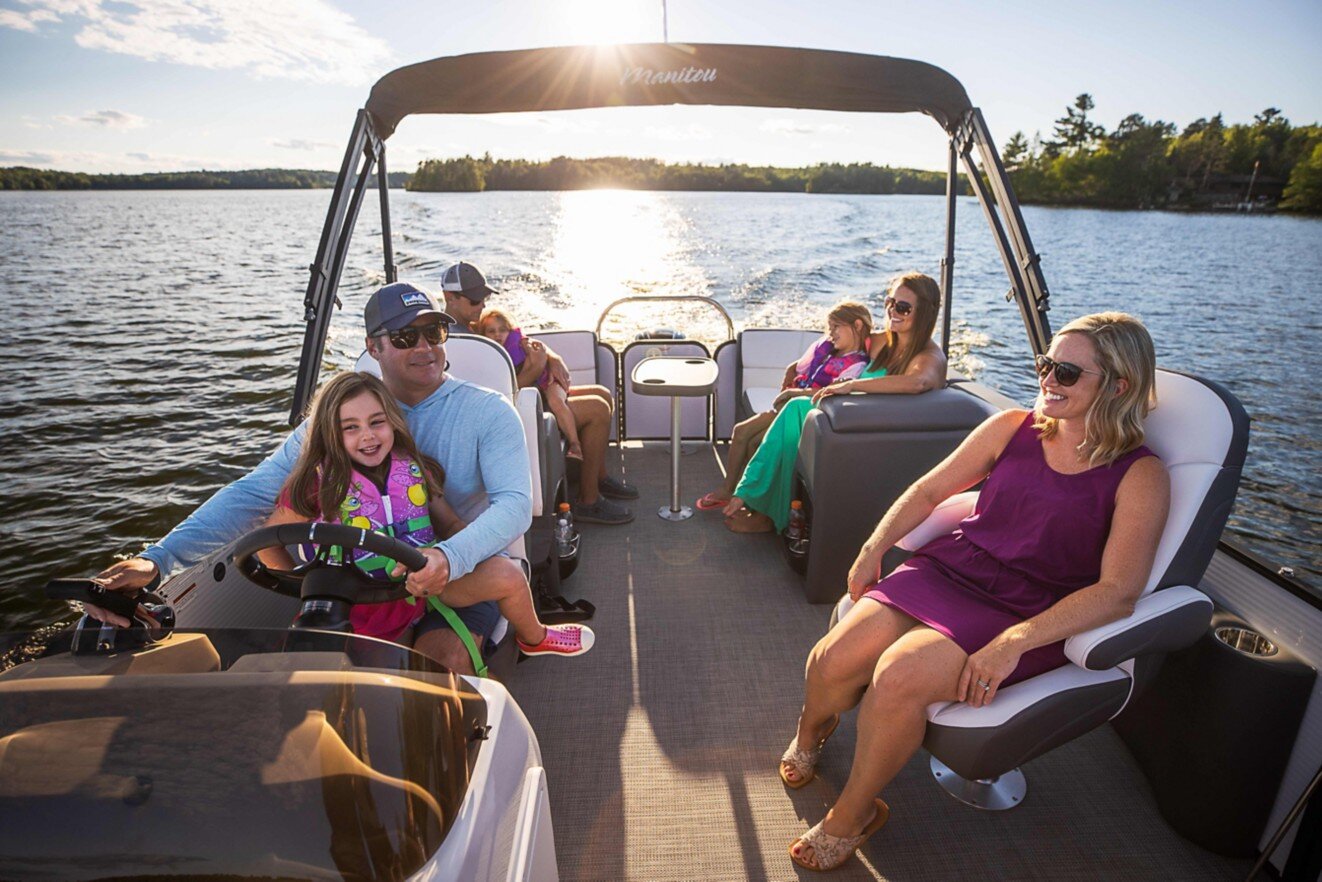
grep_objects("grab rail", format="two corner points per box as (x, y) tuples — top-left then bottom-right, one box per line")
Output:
(594, 295), (736, 341)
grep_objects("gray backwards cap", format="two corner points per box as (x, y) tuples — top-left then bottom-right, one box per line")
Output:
(364, 282), (453, 335)
(440, 261), (498, 301)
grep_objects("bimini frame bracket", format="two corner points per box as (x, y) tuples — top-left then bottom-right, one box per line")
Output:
(289, 109), (390, 425)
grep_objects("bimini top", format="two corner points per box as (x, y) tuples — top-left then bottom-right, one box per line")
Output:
(365, 43), (973, 139)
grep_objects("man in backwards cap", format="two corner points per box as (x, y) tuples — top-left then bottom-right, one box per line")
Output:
(441, 260), (638, 524)
(90, 281), (538, 674)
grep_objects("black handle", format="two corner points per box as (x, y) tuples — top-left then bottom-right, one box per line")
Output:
(45, 579), (141, 619)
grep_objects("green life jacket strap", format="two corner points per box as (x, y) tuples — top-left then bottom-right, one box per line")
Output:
(407, 594), (488, 678)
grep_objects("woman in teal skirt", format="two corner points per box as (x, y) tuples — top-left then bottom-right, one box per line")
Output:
(722, 271), (949, 533)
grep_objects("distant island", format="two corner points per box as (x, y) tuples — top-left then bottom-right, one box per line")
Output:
(2, 96), (1318, 213)
(0, 167), (412, 190)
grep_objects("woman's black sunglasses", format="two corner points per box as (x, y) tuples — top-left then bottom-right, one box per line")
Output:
(1035, 354), (1102, 387)
(380, 321), (449, 350)
(884, 296), (913, 316)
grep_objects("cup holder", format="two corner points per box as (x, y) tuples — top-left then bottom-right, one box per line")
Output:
(642, 378), (665, 384)
(1214, 626), (1278, 657)
(684, 359), (706, 364)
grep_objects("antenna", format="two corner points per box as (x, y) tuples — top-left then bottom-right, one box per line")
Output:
(662, 0), (669, 42)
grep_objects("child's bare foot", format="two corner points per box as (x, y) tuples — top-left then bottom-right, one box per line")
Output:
(566, 441), (584, 461)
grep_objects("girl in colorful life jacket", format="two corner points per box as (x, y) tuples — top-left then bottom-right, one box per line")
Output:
(257, 371), (592, 658)
(697, 301), (873, 513)
(478, 307), (584, 461)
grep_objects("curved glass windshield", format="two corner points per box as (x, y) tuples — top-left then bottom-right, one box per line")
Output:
(0, 627), (486, 880)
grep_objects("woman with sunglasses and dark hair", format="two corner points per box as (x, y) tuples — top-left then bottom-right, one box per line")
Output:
(720, 272), (948, 534)
(781, 312), (1169, 871)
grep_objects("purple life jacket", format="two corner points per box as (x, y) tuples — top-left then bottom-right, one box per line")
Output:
(793, 338), (869, 389)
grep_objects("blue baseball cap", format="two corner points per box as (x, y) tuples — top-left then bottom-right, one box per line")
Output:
(364, 282), (453, 335)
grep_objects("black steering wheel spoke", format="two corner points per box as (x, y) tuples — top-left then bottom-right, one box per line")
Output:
(231, 523), (427, 606)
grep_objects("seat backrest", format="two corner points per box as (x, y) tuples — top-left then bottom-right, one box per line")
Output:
(352, 336), (517, 401)
(1138, 370), (1249, 594)
(737, 329), (820, 393)
(353, 336), (545, 527)
(521, 329), (620, 441)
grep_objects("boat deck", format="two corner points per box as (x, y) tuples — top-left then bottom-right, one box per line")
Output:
(508, 442), (1254, 881)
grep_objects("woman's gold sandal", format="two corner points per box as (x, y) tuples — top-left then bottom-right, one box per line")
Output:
(789, 798), (890, 871)
(778, 714), (839, 789)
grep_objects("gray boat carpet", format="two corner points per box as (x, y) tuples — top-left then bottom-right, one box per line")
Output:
(507, 443), (1253, 881)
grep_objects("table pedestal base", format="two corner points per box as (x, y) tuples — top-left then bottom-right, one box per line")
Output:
(658, 504), (693, 521)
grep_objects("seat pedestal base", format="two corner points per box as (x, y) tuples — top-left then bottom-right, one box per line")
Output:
(930, 755), (1026, 810)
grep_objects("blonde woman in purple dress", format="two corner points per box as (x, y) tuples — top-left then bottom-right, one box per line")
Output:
(782, 313), (1171, 872)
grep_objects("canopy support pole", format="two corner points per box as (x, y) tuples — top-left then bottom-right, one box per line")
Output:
(956, 108), (1052, 358)
(289, 109), (383, 425)
(940, 136), (958, 356)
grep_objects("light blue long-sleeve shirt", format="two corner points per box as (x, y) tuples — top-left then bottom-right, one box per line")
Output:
(141, 377), (532, 582)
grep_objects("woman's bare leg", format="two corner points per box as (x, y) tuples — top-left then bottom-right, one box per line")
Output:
(782, 599), (918, 784)
(792, 627), (966, 868)
(568, 385), (615, 485)
(719, 411), (775, 495)
(545, 384), (583, 459)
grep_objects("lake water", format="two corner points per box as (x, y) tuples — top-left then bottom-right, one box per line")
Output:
(1, 189), (1318, 630)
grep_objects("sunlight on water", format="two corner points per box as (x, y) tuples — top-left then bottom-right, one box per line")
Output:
(531, 191), (717, 346)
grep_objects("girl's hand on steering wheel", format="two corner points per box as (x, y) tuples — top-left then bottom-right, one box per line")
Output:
(958, 635), (1023, 708)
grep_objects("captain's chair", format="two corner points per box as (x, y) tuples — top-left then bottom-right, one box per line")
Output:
(831, 369), (1250, 808)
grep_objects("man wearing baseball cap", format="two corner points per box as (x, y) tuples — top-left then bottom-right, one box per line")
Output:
(440, 260), (639, 524)
(90, 280), (549, 675)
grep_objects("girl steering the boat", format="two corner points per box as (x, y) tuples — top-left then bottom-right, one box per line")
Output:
(259, 370), (593, 658)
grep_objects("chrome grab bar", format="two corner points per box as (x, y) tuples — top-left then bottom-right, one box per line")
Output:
(594, 295), (735, 342)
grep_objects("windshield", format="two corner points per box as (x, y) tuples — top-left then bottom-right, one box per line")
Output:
(0, 627), (486, 880)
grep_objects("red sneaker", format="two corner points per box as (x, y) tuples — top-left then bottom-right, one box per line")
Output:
(517, 623), (595, 658)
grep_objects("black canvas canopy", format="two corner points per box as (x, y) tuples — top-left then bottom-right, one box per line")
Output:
(365, 44), (973, 138)
(291, 43), (1051, 424)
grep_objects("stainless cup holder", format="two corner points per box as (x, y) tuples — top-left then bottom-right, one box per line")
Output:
(1214, 626), (1278, 657)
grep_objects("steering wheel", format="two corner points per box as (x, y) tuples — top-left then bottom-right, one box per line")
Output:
(232, 523), (428, 604)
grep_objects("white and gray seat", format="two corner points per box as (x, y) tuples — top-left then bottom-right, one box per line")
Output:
(830, 369), (1250, 808)
(733, 329), (819, 420)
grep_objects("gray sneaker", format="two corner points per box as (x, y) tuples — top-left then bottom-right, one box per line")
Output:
(598, 474), (639, 500)
(573, 496), (635, 525)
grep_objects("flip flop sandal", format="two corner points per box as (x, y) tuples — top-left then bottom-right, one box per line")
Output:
(778, 714), (840, 789)
(695, 491), (729, 510)
(789, 798), (890, 872)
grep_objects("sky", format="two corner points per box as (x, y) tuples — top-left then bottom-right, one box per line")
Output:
(2, 0), (1320, 175)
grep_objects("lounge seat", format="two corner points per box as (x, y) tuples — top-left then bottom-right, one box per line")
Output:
(794, 385), (999, 601)
(830, 369), (1250, 807)
(733, 329), (819, 422)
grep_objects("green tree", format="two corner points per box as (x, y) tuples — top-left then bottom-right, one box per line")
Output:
(1049, 93), (1106, 153)
(1281, 142), (1322, 212)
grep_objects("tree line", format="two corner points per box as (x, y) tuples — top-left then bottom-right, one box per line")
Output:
(0, 168), (412, 190)
(406, 154), (956, 195)
(1003, 95), (1321, 212)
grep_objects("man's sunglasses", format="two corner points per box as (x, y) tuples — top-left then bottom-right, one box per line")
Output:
(884, 296), (914, 317)
(1035, 354), (1102, 387)
(378, 321), (449, 350)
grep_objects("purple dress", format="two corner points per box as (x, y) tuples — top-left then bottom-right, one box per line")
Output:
(864, 413), (1157, 685)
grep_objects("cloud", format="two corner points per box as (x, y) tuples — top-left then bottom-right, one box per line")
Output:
(0, 147), (230, 172)
(55, 109), (147, 128)
(760, 118), (851, 136)
(0, 149), (57, 165)
(270, 138), (336, 151)
(2, 0), (390, 85)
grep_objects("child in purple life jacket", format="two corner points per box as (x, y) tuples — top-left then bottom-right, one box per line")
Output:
(257, 371), (593, 659)
(478, 308), (584, 461)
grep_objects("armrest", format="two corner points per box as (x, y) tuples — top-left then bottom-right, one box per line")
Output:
(896, 491), (979, 552)
(1064, 586), (1213, 670)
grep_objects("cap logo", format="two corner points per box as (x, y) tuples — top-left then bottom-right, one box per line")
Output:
(401, 291), (430, 308)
